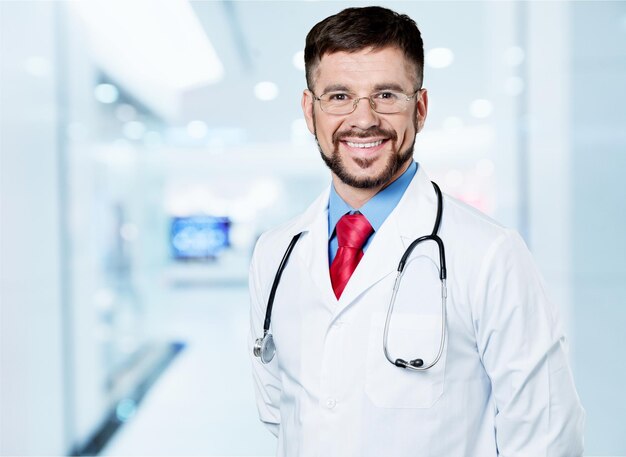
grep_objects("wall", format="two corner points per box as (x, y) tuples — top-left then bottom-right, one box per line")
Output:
(0, 2), (68, 454)
(570, 2), (626, 453)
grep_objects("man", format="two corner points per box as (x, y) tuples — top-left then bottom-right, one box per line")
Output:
(249, 6), (584, 456)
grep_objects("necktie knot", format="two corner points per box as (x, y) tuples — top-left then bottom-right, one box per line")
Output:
(335, 213), (373, 249)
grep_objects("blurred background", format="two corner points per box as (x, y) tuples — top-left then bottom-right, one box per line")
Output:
(1, 0), (625, 456)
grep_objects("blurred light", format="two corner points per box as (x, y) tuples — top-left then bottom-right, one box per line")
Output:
(100, 142), (136, 169)
(417, 125), (495, 155)
(71, 1), (225, 88)
(24, 56), (50, 77)
(230, 224), (254, 248)
(123, 121), (146, 140)
(115, 103), (137, 122)
(505, 76), (524, 96)
(112, 138), (133, 149)
(70, 0), (224, 120)
(120, 337), (139, 354)
(476, 158), (495, 177)
(116, 399), (137, 422)
(503, 46), (525, 67)
(291, 118), (310, 145)
(442, 116), (464, 131)
(250, 179), (282, 209)
(166, 186), (217, 216)
(445, 169), (464, 188)
(94, 288), (115, 312)
(66, 122), (89, 141)
(254, 81), (279, 101)
(425, 47), (454, 69)
(94, 83), (119, 104)
(292, 50), (305, 71)
(470, 99), (493, 119)
(144, 131), (163, 147)
(120, 223), (139, 241)
(208, 137), (226, 155)
(186, 120), (208, 139)
(94, 324), (112, 341)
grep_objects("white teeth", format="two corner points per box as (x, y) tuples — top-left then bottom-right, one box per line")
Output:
(346, 140), (384, 149)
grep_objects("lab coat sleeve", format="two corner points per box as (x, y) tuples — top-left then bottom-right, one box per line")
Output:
(473, 229), (585, 457)
(248, 244), (281, 437)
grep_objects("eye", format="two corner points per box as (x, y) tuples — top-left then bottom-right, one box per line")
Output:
(325, 92), (352, 102)
(373, 91), (401, 101)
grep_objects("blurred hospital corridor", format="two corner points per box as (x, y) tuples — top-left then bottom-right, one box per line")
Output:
(1, 1), (626, 456)
(99, 285), (275, 456)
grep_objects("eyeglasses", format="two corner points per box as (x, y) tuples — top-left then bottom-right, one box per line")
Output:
(312, 89), (421, 115)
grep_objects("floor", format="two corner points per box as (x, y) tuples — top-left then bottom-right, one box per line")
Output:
(100, 283), (276, 456)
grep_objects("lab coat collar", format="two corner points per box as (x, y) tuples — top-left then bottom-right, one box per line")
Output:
(280, 167), (440, 316)
(335, 166), (440, 313)
(284, 186), (331, 238)
(393, 165), (440, 243)
(284, 186), (338, 307)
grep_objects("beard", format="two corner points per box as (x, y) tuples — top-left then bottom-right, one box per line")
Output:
(313, 113), (417, 190)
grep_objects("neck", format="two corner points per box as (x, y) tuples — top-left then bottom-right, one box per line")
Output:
(332, 160), (411, 209)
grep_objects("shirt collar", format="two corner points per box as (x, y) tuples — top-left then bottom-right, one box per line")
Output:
(328, 161), (418, 238)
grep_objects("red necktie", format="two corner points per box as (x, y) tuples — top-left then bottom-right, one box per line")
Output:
(330, 213), (374, 299)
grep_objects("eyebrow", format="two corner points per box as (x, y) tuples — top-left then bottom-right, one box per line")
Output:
(321, 84), (350, 94)
(320, 82), (409, 94)
(373, 83), (407, 92)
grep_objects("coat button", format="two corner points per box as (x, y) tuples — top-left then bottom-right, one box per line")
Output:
(325, 398), (336, 409)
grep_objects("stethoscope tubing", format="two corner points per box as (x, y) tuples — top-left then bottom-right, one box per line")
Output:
(383, 267), (447, 371)
(382, 182), (447, 370)
(262, 232), (303, 335)
(255, 181), (447, 371)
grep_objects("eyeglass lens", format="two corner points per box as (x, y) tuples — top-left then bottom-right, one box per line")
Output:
(319, 91), (417, 115)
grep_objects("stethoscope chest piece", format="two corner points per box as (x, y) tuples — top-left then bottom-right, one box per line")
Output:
(254, 332), (276, 364)
(254, 232), (303, 365)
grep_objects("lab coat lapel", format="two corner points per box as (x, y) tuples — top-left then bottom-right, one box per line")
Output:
(290, 187), (338, 307)
(395, 166), (440, 248)
(335, 167), (440, 312)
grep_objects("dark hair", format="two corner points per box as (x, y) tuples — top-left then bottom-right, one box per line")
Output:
(304, 6), (424, 90)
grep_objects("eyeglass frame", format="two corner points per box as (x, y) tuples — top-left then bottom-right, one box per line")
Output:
(310, 88), (424, 115)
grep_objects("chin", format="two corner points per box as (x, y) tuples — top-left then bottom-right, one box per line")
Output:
(318, 135), (415, 190)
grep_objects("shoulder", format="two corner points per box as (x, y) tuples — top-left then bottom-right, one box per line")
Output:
(441, 193), (509, 244)
(438, 192), (532, 286)
(251, 186), (329, 271)
(254, 215), (305, 261)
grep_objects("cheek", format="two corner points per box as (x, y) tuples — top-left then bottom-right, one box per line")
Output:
(405, 115), (418, 137)
(394, 128), (415, 151)
(319, 120), (342, 143)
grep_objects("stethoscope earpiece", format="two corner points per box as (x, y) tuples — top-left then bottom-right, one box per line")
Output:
(393, 358), (425, 369)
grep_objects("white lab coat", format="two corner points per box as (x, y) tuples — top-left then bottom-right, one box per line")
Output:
(249, 166), (584, 457)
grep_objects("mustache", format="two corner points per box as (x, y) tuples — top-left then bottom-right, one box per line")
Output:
(332, 127), (398, 145)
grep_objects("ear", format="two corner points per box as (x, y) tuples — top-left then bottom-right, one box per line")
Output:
(415, 89), (428, 133)
(301, 90), (316, 134)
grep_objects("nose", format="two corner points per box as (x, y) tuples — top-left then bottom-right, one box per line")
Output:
(347, 96), (380, 130)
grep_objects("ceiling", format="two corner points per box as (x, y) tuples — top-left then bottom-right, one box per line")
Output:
(185, 1), (506, 144)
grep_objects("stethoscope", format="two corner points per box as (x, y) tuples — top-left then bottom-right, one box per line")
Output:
(254, 181), (447, 372)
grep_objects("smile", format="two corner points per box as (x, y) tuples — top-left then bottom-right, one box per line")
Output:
(345, 139), (385, 149)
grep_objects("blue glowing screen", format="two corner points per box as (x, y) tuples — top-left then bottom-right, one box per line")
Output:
(170, 216), (231, 260)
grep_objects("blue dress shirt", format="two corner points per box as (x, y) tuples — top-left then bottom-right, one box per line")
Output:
(328, 161), (418, 264)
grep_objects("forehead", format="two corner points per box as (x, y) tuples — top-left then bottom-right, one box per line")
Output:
(312, 46), (416, 92)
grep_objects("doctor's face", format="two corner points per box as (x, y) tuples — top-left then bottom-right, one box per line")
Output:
(302, 46), (428, 190)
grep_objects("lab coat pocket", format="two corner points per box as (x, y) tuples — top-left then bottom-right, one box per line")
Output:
(365, 312), (446, 408)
